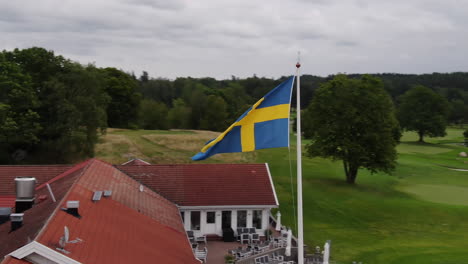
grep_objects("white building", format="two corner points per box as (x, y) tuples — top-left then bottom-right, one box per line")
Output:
(117, 163), (279, 238)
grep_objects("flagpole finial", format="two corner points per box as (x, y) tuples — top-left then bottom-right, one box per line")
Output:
(296, 51), (301, 68)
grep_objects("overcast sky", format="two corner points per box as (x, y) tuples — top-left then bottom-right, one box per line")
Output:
(1, 0), (467, 79)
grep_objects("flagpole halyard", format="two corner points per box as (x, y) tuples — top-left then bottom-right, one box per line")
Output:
(296, 55), (304, 264)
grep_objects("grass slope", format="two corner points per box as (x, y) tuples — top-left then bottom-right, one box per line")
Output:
(95, 127), (468, 263)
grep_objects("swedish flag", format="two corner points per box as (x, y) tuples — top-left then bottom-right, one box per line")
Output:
(192, 76), (294, 161)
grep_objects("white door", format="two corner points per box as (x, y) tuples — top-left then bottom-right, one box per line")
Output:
(204, 211), (216, 234)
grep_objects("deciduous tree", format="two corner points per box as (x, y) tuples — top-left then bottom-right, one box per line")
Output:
(304, 75), (401, 184)
(397, 85), (449, 142)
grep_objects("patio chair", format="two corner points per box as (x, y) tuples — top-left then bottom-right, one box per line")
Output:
(272, 251), (284, 261)
(237, 228), (243, 241)
(254, 256), (263, 263)
(249, 227), (256, 233)
(186, 231), (195, 243)
(241, 233), (250, 244)
(195, 247), (208, 263)
(250, 233), (260, 244)
(195, 234), (207, 244)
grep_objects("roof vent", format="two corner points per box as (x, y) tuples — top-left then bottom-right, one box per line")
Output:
(15, 177), (36, 200)
(15, 177), (36, 213)
(92, 191), (103, 202)
(61, 201), (81, 219)
(0, 207), (12, 225)
(10, 213), (24, 232)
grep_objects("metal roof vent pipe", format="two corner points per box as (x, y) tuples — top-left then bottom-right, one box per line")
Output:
(10, 213), (24, 232)
(0, 207), (12, 225)
(63, 201), (81, 219)
(15, 177), (36, 213)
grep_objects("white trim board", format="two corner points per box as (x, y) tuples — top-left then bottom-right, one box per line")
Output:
(8, 241), (81, 264)
(265, 163), (279, 206)
(179, 205), (277, 210)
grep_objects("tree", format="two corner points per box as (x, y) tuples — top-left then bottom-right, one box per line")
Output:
(199, 95), (228, 131)
(102, 68), (141, 128)
(138, 99), (168, 130)
(37, 63), (109, 162)
(304, 75), (401, 184)
(0, 56), (41, 162)
(397, 85), (449, 142)
(168, 99), (191, 129)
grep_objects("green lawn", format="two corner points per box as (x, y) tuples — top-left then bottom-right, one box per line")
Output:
(256, 127), (468, 263)
(95, 127), (468, 263)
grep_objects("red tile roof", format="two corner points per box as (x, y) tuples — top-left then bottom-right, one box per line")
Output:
(121, 158), (151, 166)
(0, 165), (73, 196)
(2, 159), (198, 264)
(0, 164), (85, 260)
(0, 196), (15, 208)
(116, 163), (278, 207)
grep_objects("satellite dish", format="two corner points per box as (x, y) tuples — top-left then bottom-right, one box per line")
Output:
(139, 185), (144, 192)
(57, 226), (83, 254)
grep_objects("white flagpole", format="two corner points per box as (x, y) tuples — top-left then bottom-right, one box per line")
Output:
(295, 55), (304, 264)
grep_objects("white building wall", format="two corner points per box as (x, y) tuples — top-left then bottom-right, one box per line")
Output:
(183, 211), (191, 231)
(246, 210), (253, 228)
(231, 210), (238, 232)
(181, 208), (275, 237)
(261, 209), (269, 234)
(200, 211), (207, 234)
(215, 210), (222, 236)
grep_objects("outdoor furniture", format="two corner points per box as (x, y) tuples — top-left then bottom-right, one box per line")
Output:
(195, 247), (208, 263)
(254, 255), (269, 263)
(191, 243), (198, 252)
(272, 251), (284, 261)
(249, 227), (256, 233)
(241, 233), (250, 244)
(250, 233), (260, 244)
(196, 234), (207, 244)
(237, 228), (243, 240)
(223, 227), (236, 242)
(254, 243), (270, 253)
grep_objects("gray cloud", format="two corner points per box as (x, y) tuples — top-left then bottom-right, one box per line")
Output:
(0, 0), (467, 79)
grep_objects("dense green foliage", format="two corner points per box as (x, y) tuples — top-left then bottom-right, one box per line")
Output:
(0, 47), (132, 163)
(304, 75), (401, 184)
(1, 46), (468, 163)
(397, 85), (449, 142)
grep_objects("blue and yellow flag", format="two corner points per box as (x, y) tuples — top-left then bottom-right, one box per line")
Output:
(192, 76), (294, 161)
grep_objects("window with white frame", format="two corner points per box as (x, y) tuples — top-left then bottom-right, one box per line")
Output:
(252, 210), (262, 229)
(191, 211), (201, 230)
(206, 211), (215, 224)
(237, 210), (247, 227)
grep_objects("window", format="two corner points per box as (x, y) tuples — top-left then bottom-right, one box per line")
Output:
(237, 210), (247, 227)
(206, 212), (215, 224)
(181, 211), (185, 223)
(252, 210), (262, 229)
(191, 211), (201, 230)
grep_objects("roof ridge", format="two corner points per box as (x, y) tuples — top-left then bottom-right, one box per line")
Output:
(32, 159), (94, 243)
(112, 163), (182, 208)
(0, 165), (71, 167)
(35, 159), (93, 190)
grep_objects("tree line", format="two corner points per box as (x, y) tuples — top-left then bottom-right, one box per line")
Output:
(1, 47), (467, 167)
